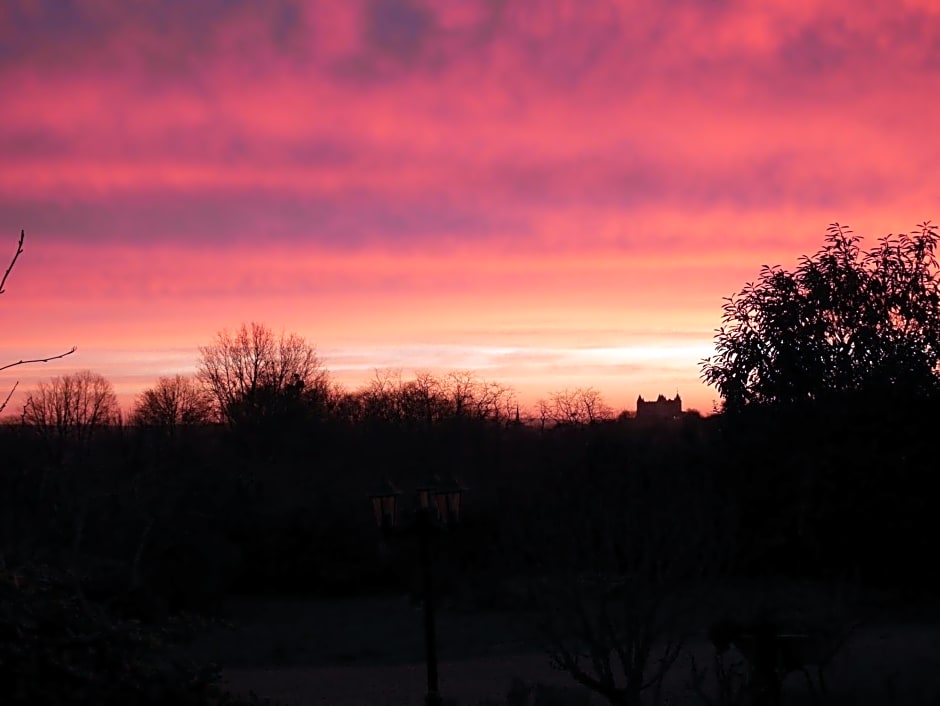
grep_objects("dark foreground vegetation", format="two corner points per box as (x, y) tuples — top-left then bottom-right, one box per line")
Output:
(2, 396), (937, 704)
(3, 224), (940, 704)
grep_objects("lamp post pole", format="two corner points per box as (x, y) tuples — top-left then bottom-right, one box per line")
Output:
(370, 477), (464, 706)
(416, 506), (441, 706)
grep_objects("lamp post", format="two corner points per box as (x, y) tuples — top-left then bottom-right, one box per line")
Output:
(370, 476), (465, 706)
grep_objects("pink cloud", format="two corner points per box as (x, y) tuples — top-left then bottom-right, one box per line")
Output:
(1, 0), (938, 414)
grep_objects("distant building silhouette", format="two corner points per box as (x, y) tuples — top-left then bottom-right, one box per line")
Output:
(636, 393), (682, 421)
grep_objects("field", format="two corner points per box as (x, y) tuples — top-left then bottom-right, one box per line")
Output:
(177, 586), (940, 706)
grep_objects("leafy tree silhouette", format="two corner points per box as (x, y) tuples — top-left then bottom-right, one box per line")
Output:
(702, 222), (940, 410)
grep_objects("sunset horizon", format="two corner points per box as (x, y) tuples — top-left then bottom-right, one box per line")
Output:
(3, 1), (937, 417)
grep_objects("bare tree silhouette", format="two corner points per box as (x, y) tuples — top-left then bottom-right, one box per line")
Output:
(537, 387), (613, 427)
(131, 375), (215, 449)
(343, 369), (518, 427)
(528, 465), (728, 706)
(21, 370), (120, 449)
(132, 374), (214, 431)
(197, 322), (329, 428)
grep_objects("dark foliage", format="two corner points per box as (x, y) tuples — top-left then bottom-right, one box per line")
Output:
(0, 563), (222, 706)
(702, 222), (940, 409)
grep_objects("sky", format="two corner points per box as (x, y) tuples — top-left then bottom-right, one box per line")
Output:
(1, 0), (938, 416)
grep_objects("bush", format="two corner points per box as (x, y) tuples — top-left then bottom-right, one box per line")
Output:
(0, 563), (256, 706)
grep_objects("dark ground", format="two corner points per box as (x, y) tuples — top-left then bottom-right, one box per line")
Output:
(175, 580), (940, 706)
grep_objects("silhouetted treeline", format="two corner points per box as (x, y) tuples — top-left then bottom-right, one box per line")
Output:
(2, 376), (937, 618)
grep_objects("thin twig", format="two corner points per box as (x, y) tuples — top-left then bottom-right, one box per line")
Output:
(0, 229), (24, 294)
(0, 347), (77, 373)
(0, 380), (17, 414)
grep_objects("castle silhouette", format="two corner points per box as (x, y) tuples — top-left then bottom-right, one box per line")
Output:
(635, 393), (682, 421)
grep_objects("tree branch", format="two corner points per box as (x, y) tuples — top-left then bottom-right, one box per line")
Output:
(0, 381), (17, 414)
(0, 229), (24, 295)
(0, 347), (77, 374)
(1, 230), (78, 415)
